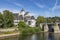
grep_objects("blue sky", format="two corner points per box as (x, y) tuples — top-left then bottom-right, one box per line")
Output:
(0, 0), (60, 18)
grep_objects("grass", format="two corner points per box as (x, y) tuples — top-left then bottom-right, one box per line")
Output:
(0, 29), (19, 35)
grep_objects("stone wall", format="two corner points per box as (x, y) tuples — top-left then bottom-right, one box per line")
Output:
(40, 23), (60, 33)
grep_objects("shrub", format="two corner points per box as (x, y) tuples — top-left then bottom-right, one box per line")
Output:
(18, 21), (42, 34)
(35, 27), (41, 33)
(18, 21), (27, 28)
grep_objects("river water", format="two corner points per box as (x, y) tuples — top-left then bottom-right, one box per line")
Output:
(0, 33), (60, 40)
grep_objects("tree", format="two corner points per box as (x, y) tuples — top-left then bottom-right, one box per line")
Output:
(36, 16), (44, 26)
(46, 18), (52, 23)
(3, 10), (14, 28)
(0, 12), (4, 28)
(18, 21), (27, 28)
(51, 17), (57, 23)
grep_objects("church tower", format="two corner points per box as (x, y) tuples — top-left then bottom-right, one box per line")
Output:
(19, 8), (25, 17)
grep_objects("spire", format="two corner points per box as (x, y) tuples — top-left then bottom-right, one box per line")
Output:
(21, 8), (25, 12)
(19, 8), (25, 16)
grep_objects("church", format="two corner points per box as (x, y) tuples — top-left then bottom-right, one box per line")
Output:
(13, 8), (36, 27)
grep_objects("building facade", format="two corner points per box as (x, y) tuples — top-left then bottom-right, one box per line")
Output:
(13, 8), (36, 27)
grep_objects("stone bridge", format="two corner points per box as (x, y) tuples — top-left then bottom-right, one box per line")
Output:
(40, 22), (60, 33)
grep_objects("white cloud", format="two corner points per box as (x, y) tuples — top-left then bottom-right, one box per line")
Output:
(29, 0), (45, 8)
(51, 0), (60, 12)
(34, 2), (45, 8)
(0, 0), (23, 13)
(30, 12), (52, 18)
(0, 8), (9, 12)
(52, 0), (57, 11)
(30, 13), (38, 16)
(0, 8), (19, 13)
(13, 2), (23, 7)
(5, 0), (23, 7)
(44, 11), (52, 17)
(30, 13), (39, 18)
(52, 6), (60, 11)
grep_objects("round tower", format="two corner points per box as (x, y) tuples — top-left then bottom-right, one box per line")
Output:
(19, 8), (25, 16)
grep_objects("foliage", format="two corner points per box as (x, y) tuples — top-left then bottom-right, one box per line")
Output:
(36, 16), (44, 26)
(3, 10), (14, 28)
(18, 21), (42, 34)
(53, 23), (56, 26)
(45, 18), (52, 23)
(18, 21), (27, 28)
(36, 16), (45, 23)
(0, 13), (4, 28)
(19, 27), (42, 34)
(45, 16), (60, 23)
(0, 10), (14, 28)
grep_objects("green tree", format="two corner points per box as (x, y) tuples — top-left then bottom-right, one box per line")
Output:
(51, 17), (56, 23)
(36, 16), (44, 26)
(3, 10), (14, 28)
(18, 21), (27, 28)
(0, 13), (4, 28)
(46, 18), (52, 23)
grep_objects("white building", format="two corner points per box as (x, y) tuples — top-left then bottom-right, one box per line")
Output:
(13, 8), (36, 27)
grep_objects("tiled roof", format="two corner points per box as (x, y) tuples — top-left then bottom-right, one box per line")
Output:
(13, 13), (24, 20)
(13, 13), (19, 20)
(13, 12), (35, 20)
(31, 16), (35, 19)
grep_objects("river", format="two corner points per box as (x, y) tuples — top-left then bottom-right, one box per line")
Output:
(0, 33), (60, 40)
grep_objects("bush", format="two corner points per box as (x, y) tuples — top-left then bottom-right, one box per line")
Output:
(18, 21), (42, 34)
(35, 27), (42, 33)
(18, 21), (27, 28)
(18, 27), (42, 34)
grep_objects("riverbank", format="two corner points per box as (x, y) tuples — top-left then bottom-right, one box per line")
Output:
(0, 32), (19, 38)
(0, 31), (60, 39)
(0, 27), (19, 38)
(42, 31), (60, 33)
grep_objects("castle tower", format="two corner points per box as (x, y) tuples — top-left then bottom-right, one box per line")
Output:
(19, 8), (25, 17)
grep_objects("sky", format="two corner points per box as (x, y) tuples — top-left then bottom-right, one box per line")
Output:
(0, 0), (60, 18)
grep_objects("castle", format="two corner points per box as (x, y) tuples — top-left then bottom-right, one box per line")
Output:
(13, 8), (36, 27)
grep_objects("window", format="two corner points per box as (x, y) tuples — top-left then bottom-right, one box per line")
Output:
(28, 21), (31, 25)
(58, 24), (60, 30)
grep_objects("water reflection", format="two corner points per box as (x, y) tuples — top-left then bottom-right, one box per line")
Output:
(19, 33), (46, 40)
(0, 33), (60, 40)
(19, 33), (54, 40)
(47, 33), (54, 40)
(31, 34), (37, 40)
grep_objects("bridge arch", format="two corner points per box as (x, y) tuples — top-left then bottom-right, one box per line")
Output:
(40, 23), (54, 32)
(47, 24), (54, 32)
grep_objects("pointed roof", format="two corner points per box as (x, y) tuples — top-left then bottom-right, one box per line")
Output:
(24, 12), (31, 17)
(24, 12), (29, 15)
(21, 8), (25, 12)
(31, 16), (35, 19)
